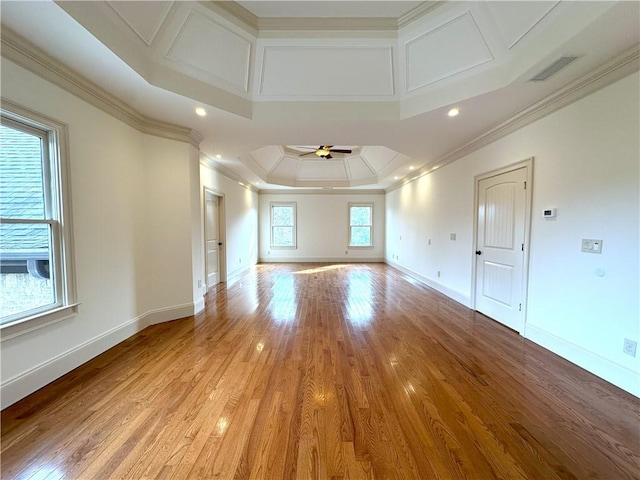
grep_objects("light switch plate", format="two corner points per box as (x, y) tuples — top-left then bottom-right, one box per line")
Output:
(581, 239), (603, 254)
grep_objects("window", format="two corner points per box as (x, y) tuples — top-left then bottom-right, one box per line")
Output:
(0, 103), (76, 332)
(349, 203), (373, 247)
(270, 202), (296, 248)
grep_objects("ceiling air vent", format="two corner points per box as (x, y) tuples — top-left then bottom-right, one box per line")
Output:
(529, 56), (579, 82)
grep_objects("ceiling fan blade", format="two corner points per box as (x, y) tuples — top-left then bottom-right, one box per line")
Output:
(325, 154), (333, 159)
(299, 151), (317, 157)
(329, 149), (352, 154)
(295, 146), (318, 150)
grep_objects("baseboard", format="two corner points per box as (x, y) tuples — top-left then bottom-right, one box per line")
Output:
(259, 257), (385, 263)
(524, 324), (639, 397)
(1, 302), (196, 409)
(386, 260), (471, 308)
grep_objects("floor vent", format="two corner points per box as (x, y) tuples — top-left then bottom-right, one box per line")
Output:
(529, 56), (579, 82)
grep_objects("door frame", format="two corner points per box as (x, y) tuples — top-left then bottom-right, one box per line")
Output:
(203, 187), (227, 288)
(471, 157), (534, 335)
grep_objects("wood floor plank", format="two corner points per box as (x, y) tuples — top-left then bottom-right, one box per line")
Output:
(2, 263), (639, 479)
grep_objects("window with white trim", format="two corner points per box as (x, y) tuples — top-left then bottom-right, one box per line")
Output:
(0, 105), (76, 329)
(349, 203), (373, 247)
(270, 202), (296, 248)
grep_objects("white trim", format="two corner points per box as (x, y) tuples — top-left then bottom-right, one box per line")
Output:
(203, 187), (227, 288)
(348, 202), (374, 247)
(270, 201), (297, 249)
(471, 158), (533, 335)
(387, 46), (640, 193)
(525, 325), (640, 397)
(259, 188), (385, 195)
(0, 302), (196, 409)
(386, 260), (471, 308)
(1, 28), (203, 148)
(261, 257), (385, 264)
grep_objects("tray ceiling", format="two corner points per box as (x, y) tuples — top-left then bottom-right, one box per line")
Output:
(1, 1), (638, 189)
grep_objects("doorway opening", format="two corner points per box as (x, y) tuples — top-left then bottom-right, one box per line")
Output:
(204, 188), (226, 290)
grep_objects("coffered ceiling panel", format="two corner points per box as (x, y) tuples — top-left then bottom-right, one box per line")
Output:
(107, 0), (173, 46)
(360, 146), (398, 172)
(165, 10), (251, 93)
(250, 145), (283, 173)
(271, 156), (300, 180)
(346, 157), (375, 179)
(487, 1), (560, 49)
(258, 46), (394, 97)
(298, 160), (348, 180)
(405, 12), (493, 92)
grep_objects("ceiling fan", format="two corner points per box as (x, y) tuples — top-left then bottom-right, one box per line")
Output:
(297, 145), (352, 159)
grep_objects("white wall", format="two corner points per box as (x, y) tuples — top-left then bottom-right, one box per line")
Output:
(0, 59), (203, 407)
(200, 163), (259, 280)
(258, 192), (385, 262)
(386, 72), (640, 395)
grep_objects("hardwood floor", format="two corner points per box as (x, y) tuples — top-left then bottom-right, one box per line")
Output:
(2, 263), (639, 479)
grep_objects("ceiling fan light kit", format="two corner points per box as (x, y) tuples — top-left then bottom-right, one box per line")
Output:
(299, 146), (353, 160)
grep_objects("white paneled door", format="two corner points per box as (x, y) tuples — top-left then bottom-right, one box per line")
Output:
(205, 193), (221, 290)
(475, 166), (529, 333)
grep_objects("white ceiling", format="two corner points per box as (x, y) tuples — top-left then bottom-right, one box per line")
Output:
(1, 1), (638, 190)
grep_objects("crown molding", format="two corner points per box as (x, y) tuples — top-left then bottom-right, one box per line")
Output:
(258, 17), (398, 33)
(200, 154), (259, 192)
(386, 45), (640, 193)
(259, 188), (385, 196)
(1, 26), (203, 148)
(397, 1), (445, 30)
(210, 1), (440, 35)
(205, 1), (259, 35)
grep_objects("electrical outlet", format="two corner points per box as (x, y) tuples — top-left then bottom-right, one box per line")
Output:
(197, 279), (202, 288)
(239, 258), (242, 263)
(623, 338), (637, 357)
(437, 271), (441, 278)
(428, 238), (431, 245)
(450, 233), (456, 241)
(345, 250), (348, 254)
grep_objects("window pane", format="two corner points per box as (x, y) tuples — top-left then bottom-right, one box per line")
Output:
(273, 226), (293, 246)
(272, 206), (293, 226)
(350, 226), (371, 246)
(0, 223), (55, 320)
(0, 124), (46, 219)
(350, 206), (371, 226)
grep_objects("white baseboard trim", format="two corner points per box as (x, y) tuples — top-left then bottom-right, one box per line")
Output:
(1, 302), (196, 409)
(193, 297), (205, 316)
(386, 260), (471, 308)
(524, 324), (640, 397)
(259, 257), (385, 263)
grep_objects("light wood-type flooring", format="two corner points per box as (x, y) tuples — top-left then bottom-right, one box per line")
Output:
(2, 263), (639, 479)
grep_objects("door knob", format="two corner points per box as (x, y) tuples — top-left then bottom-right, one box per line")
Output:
(475, 250), (482, 255)
(218, 242), (223, 246)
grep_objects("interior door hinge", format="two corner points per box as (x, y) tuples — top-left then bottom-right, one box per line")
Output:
(519, 303), (522, 312)
(524, 181), (527, 190)
(521, 243), (524, 252)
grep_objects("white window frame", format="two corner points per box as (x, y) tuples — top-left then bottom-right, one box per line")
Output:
(1, 100), (78, 340)
(270, 202), (297, 249)
(348, 203), (373, 248)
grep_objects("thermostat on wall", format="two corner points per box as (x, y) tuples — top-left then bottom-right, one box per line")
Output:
(543, 208), (557, 218)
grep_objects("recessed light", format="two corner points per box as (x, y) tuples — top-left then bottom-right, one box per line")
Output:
(195, 107), (207, 117)
(409, 166), (415, 171)
(448, 108), (460, 117)
(394, 176), (399, 180)
(215, 154), (222, 159)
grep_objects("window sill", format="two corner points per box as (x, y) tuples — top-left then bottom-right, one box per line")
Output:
(1, 303), (79, 342)
(348, 245), (374, 249)
(270, 246), (297, 250)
